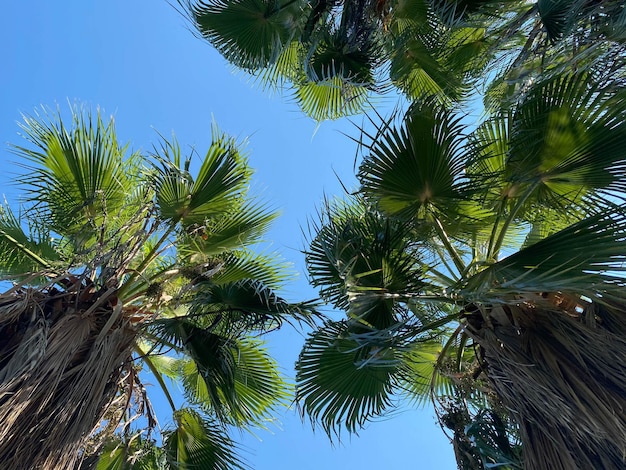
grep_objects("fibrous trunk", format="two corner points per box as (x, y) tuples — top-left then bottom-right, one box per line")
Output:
(0, 282), (136, 469)
(464, 295), (626, 470)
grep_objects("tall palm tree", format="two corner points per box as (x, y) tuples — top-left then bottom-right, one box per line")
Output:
(0, 107), (317, 470)
(180, 0), (626, 120)
(296, 71), (626, 469)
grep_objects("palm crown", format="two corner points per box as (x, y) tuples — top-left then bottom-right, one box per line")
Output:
(296, 71), (626, 469)
(0, 107), (317, 469)
(181, 0), (626, 120)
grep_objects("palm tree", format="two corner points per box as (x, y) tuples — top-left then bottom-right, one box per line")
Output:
(295, 71), (626, 469)
(180, 0), (626, 120)
(0, 107), (317, 469)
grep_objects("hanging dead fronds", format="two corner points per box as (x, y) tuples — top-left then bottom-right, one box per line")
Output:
(0, 280), (138, 469)
(465, 297), (626, 470)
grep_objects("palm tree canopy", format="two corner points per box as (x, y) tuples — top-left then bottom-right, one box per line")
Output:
(0, 107), (319, 470)
(296, 70), (626, 469)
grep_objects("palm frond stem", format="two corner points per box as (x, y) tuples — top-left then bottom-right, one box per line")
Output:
(141, 353), (177, 413)
(486, 197), (507, 262)
(432, 215), (466, 274)
(0, 229), (54, 271)
(490, 184), (535, 259)
(118, 224), (178, 297)
(414, 312), (460, 335)
(428, 266), (459, 286)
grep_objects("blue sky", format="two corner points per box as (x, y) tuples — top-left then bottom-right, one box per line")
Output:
(1, 1), (457, 468)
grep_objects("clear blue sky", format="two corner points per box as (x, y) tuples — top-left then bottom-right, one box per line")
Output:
(0, 2), (457, 468)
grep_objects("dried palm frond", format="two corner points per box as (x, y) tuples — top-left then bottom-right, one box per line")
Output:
(0, 280), (137, 469)
(465, 296), (626, 470)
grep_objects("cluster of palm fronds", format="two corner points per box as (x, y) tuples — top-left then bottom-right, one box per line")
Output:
(180, 0), (626, 120)
(0, 108), (318, 469)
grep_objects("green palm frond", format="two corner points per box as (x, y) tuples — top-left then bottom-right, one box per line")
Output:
(467, 116), (508, 184)
(461, 210), (626, 299)
(176, 201), (276, 257)
(187, 278), (320, 331)
(358, 100), (469, 220)
(165, 409), (247, 470)
(294, 75), (372, 121)
(305, 198), (428, 318)
(388, 19), (485, 105)
(152, 130), (251, 227)
(0, 204), (59, 277)
(399, 335), (457, 407)
(148, 318), (239, 422)
(507, 72), (626, 210)
(13, 107), (139, 240)
(88, 437), (166, 470)
(295, 320), (400, 436)
(179, 337), (288, 426)
(305, 28), (379, 85)
(207, 250), (288, 287)
(254, 40), (303, 86)
(536, 0), (583, 42)
(182, 0), (304, 70)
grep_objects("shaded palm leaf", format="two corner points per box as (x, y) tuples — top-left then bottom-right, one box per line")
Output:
(179, 337), (288, 426)
(305, 198), (428, 323)
(148, 318), (238, 422)
(165, 409), (247, 470)
(183, 0), (304, 70)
(463, 410), (522, 470)
(536, 0), (583, 42)
(295, 320), (400, 435)
(506, 72), (626, 210)
(461, 210), (626, 299)
(188, 278), (320, 331)
(0, 204), (59, 276)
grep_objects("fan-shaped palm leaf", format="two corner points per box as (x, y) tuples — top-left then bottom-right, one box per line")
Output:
(13, 107), (139, 242)
(165, 409), (247, 470)
(179, 337), (288, 426)
(358, 101), (469, 218)
(148, 318), (240, 422)
(175, 201), (276, 258)
(294, 75), (371, 120)
(295, 320), (400, 435)
(182, 0), (304, 70)
(187, 278), (320, 331)
(305, 198), (428, 324)
(0, 204), (59, 276)
(152, 130), (251, 227)
(506, 72), (626, 209)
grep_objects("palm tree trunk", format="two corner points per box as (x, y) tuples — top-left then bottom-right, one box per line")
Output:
(463, 298), (626, 470)
(0, 285), (136, 469)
